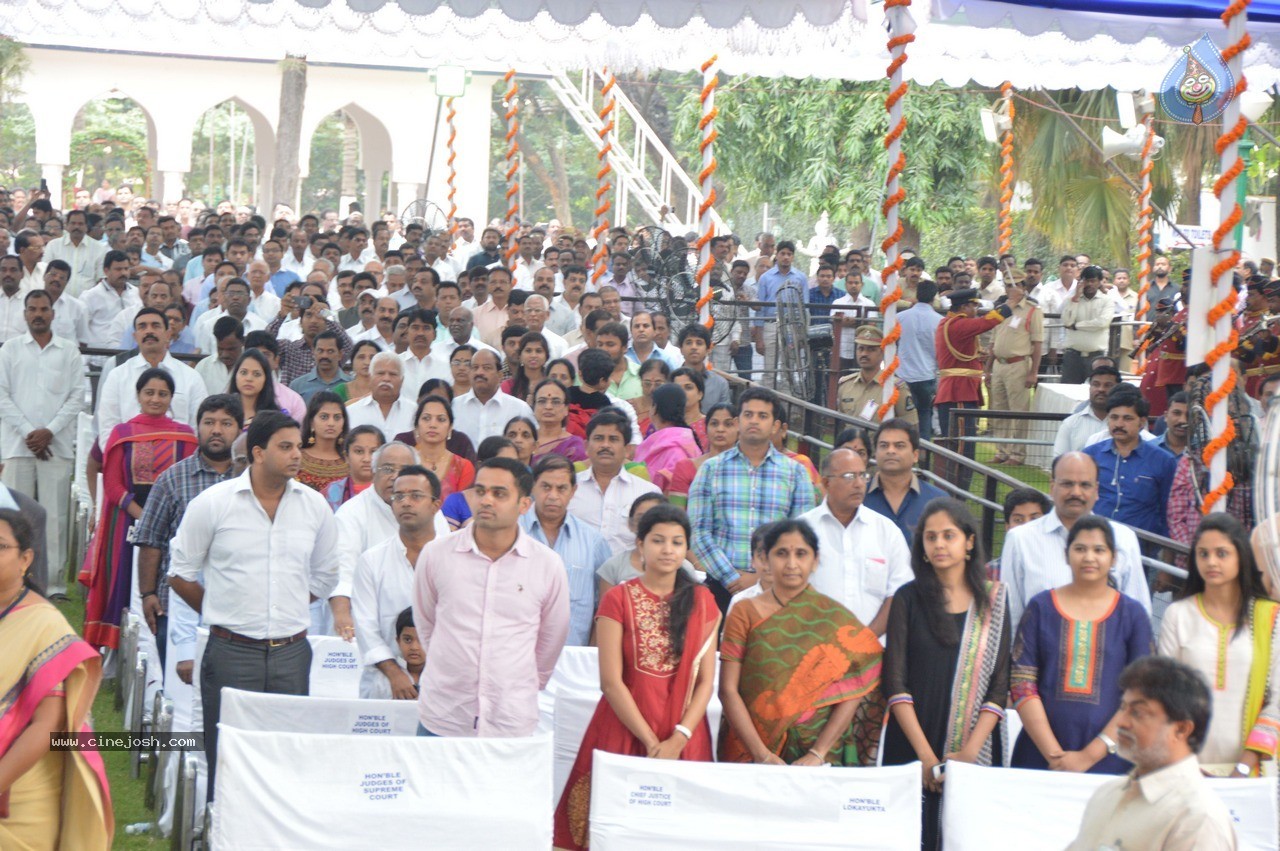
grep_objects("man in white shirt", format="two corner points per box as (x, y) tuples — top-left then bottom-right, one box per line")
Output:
(1032, 255), (1078, 358)
(168, 412), (340, 795)
(799, 448), (911, 637)
(193, 278), (267, 354)
(511, 233), (544, 291)
(347, 352), (416, 439)
(521, 294), (567, 359)
(0, 290), (85, 592)
(548, 265), (586, 336)
(352, 464), (441, 699)
(352, 296), (399, 351)
(280, 228), (314, 279)
(1060, 265), (1115, 384)
(451, 348), (533, 445)
(434, 306), (500, 363)
(1000, 451), (1152, 630)
(41, 209), (106, 296)
(81, 250), (141, 348)
(196, 317), (243, 395)
(1052, 365), (1121, 457)
(15, 231), (46, 291)
(567, 408), (659, 553)
(448, 217), (480, 268)
(245, 260), (281, 321)
(329, 442), (425, 638)
(0, 255), (30, 343)
(398, 308), (452, 393)
(338, 226), (374, 274)
(40, 261), (91, 344)
(96, 308), (208, 440)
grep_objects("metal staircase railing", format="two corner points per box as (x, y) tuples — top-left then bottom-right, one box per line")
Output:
(546, 70), (728, 236)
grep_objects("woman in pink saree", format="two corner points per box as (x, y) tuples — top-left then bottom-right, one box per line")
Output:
(635, 384), (703, 492)
(0, 509), (112, 849)
(80, 367), (197, 649)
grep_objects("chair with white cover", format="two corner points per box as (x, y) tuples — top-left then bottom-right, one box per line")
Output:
(210, 726), (553, 850)
(941, 761), (1278, 850)
(588, 751), (922, 849)
(219, 688), (420, 736)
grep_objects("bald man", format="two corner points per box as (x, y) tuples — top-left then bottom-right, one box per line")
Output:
(1000, 451), (1151, 628)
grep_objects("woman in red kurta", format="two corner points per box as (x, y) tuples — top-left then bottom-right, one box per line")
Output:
(553, 504), (720, 850)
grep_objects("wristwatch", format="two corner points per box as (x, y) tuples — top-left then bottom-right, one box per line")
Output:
(1096, 733), (1118, 755)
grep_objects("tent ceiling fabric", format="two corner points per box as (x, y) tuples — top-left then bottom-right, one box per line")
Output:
(6, 0), (1280, 89)
(920, 0), (1280, 90)
(273, 0), (852, 29)
(4, 0), (873, 76)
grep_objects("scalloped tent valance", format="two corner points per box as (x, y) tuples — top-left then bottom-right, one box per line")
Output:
(6, 0), (1280, 90)
(263, 0), (851, 29)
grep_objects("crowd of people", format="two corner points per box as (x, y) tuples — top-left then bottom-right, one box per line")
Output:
(0, 183), (1273, 850)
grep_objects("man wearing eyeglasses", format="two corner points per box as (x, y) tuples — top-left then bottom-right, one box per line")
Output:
(327, 443), (450, 640)
(799, 447), (911, 638)
(351, 465), (442, 699)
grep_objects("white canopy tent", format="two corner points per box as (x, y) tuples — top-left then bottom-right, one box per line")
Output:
(7, 0), (1280, 88)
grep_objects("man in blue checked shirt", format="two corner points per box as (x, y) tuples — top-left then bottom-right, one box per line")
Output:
(688, 386), (815, 613)
(751, 241), (808, 389)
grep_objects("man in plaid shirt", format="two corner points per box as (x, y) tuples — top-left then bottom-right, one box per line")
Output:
(267, 295), (353, 384)
(689, 385), (815, 612)
(133, 394), (244, 678)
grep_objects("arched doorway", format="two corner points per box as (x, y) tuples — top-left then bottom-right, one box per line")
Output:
(190, 98), (275, 210)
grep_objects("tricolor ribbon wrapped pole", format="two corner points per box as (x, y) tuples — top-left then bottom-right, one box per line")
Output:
(997, 82), (1015, 257)
(1202, 0), (1252, 513)
(503, 69), (521, 265)
(591, 69), (617, 289)
(445, 96), (458, 251)
(694, 55), (719, 330)
(877, 0), (916, 419)
(1131, 100), (1156, 361)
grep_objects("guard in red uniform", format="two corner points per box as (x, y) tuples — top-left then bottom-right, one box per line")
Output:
(1238, 277), (1280, 398)
(1155, 275), (1191, 408)
(935, 288), (1012, 483)
(1136, 298), (1177, 418)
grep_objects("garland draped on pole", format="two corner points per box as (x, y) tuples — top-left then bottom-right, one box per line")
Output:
(1203, 0), (1252, 513)
(694, 55), (719, 330)
(877, 0), (915, 420)
(503, 68), (520, 265)
(446, 96), (458, 250)
(591, 68), (617, 289)
(1132, 105), (1156, 361)
(998, 81), (1015, 257)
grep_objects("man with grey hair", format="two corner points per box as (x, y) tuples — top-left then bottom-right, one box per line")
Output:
(436, 306), (499, 362)
(1068, 656), (1236, 849)
(522, 293), (568, 359)
(346, 351), (415, 438)
(327, 441), (449, 639)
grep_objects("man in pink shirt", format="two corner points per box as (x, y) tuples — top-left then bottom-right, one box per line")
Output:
(412, 456), (570, 736)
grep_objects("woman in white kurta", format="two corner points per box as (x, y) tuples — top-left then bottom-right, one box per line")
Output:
(1158, 514), (1280, 776)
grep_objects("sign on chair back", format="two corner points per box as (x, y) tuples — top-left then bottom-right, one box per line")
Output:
(588, 751), (921, 849)
(211, 726), (553, 849)
(219, 688), (420, 736)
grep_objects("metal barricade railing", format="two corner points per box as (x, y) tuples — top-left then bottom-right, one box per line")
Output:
(716, 371), (1190, 581)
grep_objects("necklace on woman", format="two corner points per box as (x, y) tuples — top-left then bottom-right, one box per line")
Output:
(771, 588), (790, 608)
(0, 586), (29, 622)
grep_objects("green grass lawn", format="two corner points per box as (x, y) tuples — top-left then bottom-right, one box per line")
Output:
(54, 592), (166, 851)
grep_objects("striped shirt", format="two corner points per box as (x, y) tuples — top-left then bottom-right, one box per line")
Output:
(688, 444), (814, 585)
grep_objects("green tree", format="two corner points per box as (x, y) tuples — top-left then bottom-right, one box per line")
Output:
(671, 77), (991, 251)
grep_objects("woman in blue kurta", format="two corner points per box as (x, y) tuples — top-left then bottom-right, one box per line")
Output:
(1010, 515), (1153, 774)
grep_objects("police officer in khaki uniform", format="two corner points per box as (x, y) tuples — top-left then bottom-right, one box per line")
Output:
(985, 279), (1043, 464)
(836, 324), (918, 426)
